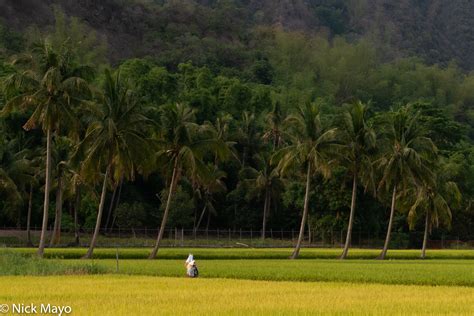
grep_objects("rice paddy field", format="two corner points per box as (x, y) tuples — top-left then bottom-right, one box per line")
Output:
(1, 248), (474, 315)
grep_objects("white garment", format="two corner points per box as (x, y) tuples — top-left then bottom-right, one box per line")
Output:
(186, 254), (194, 264)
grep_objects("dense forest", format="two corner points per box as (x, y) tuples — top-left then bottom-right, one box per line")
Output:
(2, 0), (474, 70)
(0, 3), (473, 258)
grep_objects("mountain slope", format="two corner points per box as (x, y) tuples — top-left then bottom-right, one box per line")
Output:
(1, 0), (474, 69)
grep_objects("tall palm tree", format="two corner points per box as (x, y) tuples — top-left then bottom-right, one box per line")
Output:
(193, 164), (227, 236)
(263, 101), (284, 149)
(376, 105), (436, 260)
(236, 111), (260, 167)
(77, 69), (152, 259)
(50, 136), (73, 246)
(339, 101), (376, 259)
(403, 162), (461, 259)
(240, 152), (284, 240)
(275, 102), (337, 259)
(25, 147), (43, 247)
(149, 103), (229, 259)
(66, 169), (84, 246)
(0, 137), (35, 226)
(204, 113), (235, 165)
(2, 39), (92, 257)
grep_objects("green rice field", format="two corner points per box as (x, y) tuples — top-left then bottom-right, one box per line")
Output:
(1, 248), (473, 315)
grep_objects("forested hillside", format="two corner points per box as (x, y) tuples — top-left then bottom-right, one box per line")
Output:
(2, 0), (474, 69)
(0, 1), (473, 256)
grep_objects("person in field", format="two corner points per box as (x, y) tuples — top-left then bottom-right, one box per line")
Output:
(185, 254), (199, 278)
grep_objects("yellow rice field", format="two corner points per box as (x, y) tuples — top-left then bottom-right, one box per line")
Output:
(1, 275), (473, 315)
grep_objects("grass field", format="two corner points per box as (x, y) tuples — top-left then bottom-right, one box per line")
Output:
(63, 259), (474, 286)
(1, 276), (473, 315)
(12, 247), (474, 260)
(1, 248), (474, 315)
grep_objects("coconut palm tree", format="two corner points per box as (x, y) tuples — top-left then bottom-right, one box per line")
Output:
(263, 101), (284, 149)
(275, 102), (337, 259)
(204, 113), (236, 165)
(25, 147), (43, 247)
(149, 103), (229, 259)
(0, 137), (35, 227)
(376, 105), (436, 260)
(77, 69), (153, 259)
(403, 162), (461, 259)
(193, 164), (227, 237)
(236, 111), (260, 167)
(2, 39), (92, 257)
(240, 152), (284, 240)
(49, 136), (73, 246)
(339, 101), (376, 259)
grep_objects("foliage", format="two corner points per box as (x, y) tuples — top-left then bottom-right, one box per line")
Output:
(0, 9), (474, 247)
(159, 186), (195, 229)
(115, 202), (148, 229)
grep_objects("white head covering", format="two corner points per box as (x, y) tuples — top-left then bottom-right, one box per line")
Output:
(186, 254), (194, 263)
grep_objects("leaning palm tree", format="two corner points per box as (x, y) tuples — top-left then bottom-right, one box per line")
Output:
(240, 152), (284, 240)
(76, 69), (152, 259)
(1, 40), (91, 256)
(376, 105), (436, 260)
(149, 103), (229, 259)
(403, 162), (461, 259)
(275, 102), (337, 259)
(339, 101), (376, 259)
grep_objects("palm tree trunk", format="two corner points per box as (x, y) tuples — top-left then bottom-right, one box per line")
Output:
(421, 212), (430, 259)
(193, 203), (198, 233)
(26, 184), (33, 247)
(149, 159), (179, 259)
(109, 176), (124, 232)
(104, 183), (118, 230)
(307, 214), (311, 244)
(37, 128), (52, 257)
(206, 210), (211, 233)
(194, 205), (207, 238)
(17, 202), (22, 229)
(50, 167), (63, 246)
(82, 165), (110, 259)
(290, 162), (311, 259)
(262, 187), (270, 240)
(378, 185), (397, 260)
(341, 173), (357, 259)
(74, 184), (81, 246)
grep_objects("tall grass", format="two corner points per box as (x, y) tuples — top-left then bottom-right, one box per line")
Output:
(0, 250), (104, 275)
